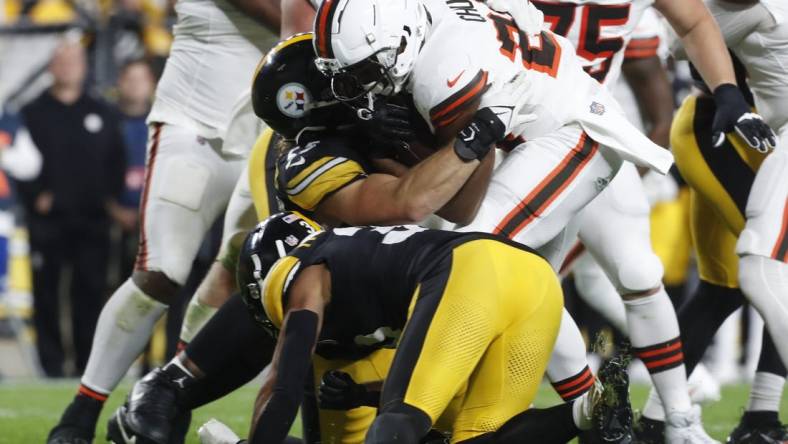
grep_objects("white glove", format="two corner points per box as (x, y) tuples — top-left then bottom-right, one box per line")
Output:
(484, 0), (545, 38)
(482, 71), (538, 137)
(198, 419), (243, 444)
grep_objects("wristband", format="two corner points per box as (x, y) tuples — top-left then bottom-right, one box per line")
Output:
(453, 108), (506, 162)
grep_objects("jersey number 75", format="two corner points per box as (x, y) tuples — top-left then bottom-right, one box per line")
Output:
(533, 0), (631, 82)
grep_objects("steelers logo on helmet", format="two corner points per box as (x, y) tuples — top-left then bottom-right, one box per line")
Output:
(276, 82), (311, 118)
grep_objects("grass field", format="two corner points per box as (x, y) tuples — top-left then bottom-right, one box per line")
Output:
(0, 380), (786, 443)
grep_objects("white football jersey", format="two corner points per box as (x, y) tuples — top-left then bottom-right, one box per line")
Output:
(410, 0), (672, 173)
(531, 0), (653, 86)
(705, 0), (788, 133)
(148, 0), (276, 142)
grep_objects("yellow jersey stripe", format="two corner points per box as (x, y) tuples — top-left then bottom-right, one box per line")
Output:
(288, 159), (365, 210)
(286, 156), (334, 192)
(262, 256), (301, 329)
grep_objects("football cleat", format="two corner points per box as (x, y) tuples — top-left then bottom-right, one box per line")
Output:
(665, 405), (720, 444)
(106, 368), (186, 444)
(47, 395), (103, 444)
(592, 353), (634, 443)
(727, 420), (788, 444)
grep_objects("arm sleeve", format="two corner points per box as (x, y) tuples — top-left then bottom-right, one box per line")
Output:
(251, 310), (318, 444)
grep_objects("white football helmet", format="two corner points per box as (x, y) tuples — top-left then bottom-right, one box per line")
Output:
(313, 0), (429, 100)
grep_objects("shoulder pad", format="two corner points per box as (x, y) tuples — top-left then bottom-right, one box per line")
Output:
(276, 137), (367, 211)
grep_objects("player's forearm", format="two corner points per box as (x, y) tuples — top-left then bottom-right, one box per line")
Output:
(391, 144), (482, 222)
(225, 0), (281, 33)
(659, 0), (735, 90)
(435, 149), (494, 225)
(249, 310), (318, 443)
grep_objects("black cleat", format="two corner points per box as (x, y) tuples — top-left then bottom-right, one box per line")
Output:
(727, 420), (788, 444)
(106, 368), (185, 444)
(592, 351), (634, 443)
(633, 416), (665, 444)
(47, 395), (103, 444)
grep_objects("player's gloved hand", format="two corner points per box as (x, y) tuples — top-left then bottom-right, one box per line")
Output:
(197, 419), (244, 444)
(319, 370), (378, 410)
(356, 95), (416, 157)
(454, 71), (537, 161)
(712, 83), (777, 153)
(641, 170), (678, 207)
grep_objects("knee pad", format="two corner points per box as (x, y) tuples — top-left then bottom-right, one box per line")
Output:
(132, 270), (180, 303)
(616, 253), (664, 294)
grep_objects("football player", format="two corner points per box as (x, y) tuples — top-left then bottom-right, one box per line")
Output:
(314, 0), (773, 441)
(634, 1), (788, 442)
(47, 1), (282, 443)
(236, 213), (629, 444)
(105, 32), (533, 444)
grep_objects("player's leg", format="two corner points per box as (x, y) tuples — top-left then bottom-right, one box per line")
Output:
(49, 123), (244, 442)
(447, 243), (563, 444)
(368, 246), (504, 443)
(461, 124), (620, 412)
(106, 292), (275, 444)
(570, 249), (628, 335)
(577, 163), (711, 440)
(368, 241), (562, 443)
(178, 165), (257, 347)
(728, 329), (788, 443)
(736, 143), (788, 367)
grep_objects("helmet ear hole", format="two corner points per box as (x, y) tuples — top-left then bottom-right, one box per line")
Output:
(398, 36), (407, 55)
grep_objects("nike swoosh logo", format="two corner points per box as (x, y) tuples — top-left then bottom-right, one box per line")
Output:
(447, 70), (465, 88)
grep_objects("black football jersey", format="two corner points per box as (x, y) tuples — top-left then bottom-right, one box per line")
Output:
(261, 226), (508, 360)
(275, 129), (370, 218)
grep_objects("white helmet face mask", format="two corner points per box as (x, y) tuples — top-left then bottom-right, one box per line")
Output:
(314, 0), (428, 102)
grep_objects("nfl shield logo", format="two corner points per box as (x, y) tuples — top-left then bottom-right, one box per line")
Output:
(590, 101), (605, 116)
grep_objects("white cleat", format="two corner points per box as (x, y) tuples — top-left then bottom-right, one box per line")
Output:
(665, 405), (720, 444)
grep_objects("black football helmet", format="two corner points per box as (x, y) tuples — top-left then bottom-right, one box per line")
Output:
(237, 211), (322, 335)
(252, 32), (355, 139)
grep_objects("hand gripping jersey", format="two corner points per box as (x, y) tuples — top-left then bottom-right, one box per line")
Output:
(148, 0), (276, 143)
(411, 0), (672, 173)
(531, 0), (654, 86)
(260, 226), (515, 360)
(275, 130), (370, 218)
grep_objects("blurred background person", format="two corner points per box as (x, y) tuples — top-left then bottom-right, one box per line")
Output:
(17, 38), (127, 378)
(108, 58), (153, 279)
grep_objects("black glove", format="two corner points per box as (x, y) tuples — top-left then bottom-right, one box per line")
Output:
(712, 83), (776, 152)
(318, 370), (379, 410)
(357, 96), (416, 157)
(453, 107), (507, 162)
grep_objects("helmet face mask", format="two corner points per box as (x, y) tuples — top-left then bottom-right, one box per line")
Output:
(314, 0), (428, 102)
(326, 48), (400, 102)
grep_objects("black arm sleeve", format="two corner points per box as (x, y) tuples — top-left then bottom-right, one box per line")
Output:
(251, 310), (318, 444)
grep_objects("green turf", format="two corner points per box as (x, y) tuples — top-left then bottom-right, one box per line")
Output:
(0, 380), (785, 443)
